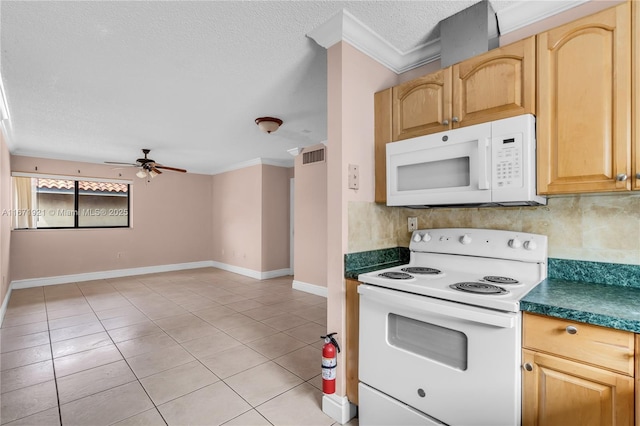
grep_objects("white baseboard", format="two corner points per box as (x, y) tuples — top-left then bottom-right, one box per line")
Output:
(292, 280), (328, 297)
(0, 285), (13, 328)
(3, 261), (293, 326)
(322, 393), (357, 425)
(210, 261), (292, 280)
(10, 261), (215, 290)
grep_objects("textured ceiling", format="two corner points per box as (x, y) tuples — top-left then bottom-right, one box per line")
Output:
(1, 1), (516, 174)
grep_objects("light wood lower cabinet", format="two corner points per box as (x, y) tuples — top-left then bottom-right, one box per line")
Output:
(522, 313), (635, 426)
(345, 279), (360, 405)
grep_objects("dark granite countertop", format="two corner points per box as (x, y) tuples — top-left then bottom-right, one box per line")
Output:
(521, 278), (640, 333)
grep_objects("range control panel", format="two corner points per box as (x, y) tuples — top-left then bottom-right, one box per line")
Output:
(409, 228), (547, 263)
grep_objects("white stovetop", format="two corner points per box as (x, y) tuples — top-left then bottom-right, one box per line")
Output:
(358, 228), (548, 312)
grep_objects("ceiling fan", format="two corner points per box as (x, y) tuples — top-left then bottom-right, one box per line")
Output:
(105, 149), (187, 178)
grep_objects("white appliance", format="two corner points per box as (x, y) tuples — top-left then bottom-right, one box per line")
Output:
(357, 228), (548, 426)
(386, 114), (546, 208)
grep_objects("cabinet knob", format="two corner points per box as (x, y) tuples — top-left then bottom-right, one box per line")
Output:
(452, 116), (459, 123)
(442, 119), (449, 126)
(523, 363), (533, 372)
(636, 173), (640, 180)
(616, 173), (628, 182)
(565, 325), (578, 335)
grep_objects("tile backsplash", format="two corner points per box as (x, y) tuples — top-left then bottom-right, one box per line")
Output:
(348, 193), (640, 265)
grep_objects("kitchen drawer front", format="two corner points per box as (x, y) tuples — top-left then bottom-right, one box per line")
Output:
(523, 313), (634, 375)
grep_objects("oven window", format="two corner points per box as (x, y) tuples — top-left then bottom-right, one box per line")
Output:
(397, 157), (470, 191)
(388, 313), (468, 371)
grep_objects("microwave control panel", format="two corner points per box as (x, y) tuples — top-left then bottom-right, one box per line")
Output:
(493, 133), (523, 188)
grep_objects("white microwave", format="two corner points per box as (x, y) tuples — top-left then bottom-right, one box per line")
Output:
(386, 114), (546, 208)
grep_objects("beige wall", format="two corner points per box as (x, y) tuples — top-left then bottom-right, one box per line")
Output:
(261, 165), (292, 272)
(326, 41), (398, 397)
(212, 165), (262, 271)
(9, 156), (214, 281)
(211, 163), (292, 273)
(0, 133), (11, 306)
(293, 143), (327, 287)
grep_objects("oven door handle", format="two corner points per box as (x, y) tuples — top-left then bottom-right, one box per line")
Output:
(358, 284), (515, 329)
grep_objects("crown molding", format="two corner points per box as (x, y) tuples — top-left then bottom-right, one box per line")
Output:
(307, 2), (587, 74)
(496, 0), (590, 34)
(210, 157), (293, 175)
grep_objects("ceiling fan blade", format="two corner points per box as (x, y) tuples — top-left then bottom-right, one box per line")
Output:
(151, 167), (163, 175)
(155, 165), (187, 173)
(105, 161), (139, 166)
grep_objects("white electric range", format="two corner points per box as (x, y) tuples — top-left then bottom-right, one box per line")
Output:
(357, 228), (547, 426)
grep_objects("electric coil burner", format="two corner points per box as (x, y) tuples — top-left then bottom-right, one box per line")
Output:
(483, 276), (519, 285)
(449, 282), (509, 295)
(378, 271), (413, 280)
(401, 267), (442, 275)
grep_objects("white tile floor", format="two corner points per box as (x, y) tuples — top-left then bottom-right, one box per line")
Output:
(0, 268), (357, 426)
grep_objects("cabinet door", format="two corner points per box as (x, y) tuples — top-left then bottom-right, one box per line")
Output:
(452, 36), (535, 128)
(537, 3), (632, 195)
(633, 0), (639, 191)
(374, 89), (392, 204)
(392, 68), (452, 140)
(522, 350), (634, 426)
(345, 279), (360, 405)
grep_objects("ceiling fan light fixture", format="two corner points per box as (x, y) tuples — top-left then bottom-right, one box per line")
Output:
(136, 169), (147, 179)
(149, 169), (158, 178)
(255, 117), (283, 134)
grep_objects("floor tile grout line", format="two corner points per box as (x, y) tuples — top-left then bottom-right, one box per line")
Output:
(43, 285), (65, 426)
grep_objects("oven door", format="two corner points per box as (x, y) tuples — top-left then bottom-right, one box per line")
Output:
(358, 284), (521, 426)
(386, 121), (492, 207)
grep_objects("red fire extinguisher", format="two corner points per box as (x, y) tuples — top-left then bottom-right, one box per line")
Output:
(321, 333), (341, 394)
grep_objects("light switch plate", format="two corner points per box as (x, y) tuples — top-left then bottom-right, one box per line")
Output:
(408, 217), (417, 232)
(348, 164), (359, 190)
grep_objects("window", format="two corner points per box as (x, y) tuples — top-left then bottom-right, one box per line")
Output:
(11, 174), (130, 229)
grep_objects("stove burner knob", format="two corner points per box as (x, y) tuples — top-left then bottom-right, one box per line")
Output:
(412, 233), (423, 242)
(523, 240), (537, 250)
(422, 232), (432, 242)
(459, 234), (472, 245)
(508, 238), (522, 249)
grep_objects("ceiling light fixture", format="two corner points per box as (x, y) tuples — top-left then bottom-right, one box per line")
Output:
(255, 117), (283, 134)
(136, 170), (147, 179)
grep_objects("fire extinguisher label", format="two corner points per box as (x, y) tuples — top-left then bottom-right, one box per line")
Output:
(322, 357), (337, 380)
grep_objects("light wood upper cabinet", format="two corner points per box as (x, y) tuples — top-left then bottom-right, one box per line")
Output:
(391, 36), (535, 142)
(537, 2), (632, 195)
(452, 35), (535, 128)
(522, 313), (635, 426)
(392, 68), (452, 141)
(374, 89), (392, 204)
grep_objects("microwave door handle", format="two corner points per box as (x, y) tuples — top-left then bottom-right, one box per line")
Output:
(478, 138), (490, 190)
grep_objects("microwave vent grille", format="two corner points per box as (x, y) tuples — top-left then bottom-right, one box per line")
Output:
(303, 148), (325, 165)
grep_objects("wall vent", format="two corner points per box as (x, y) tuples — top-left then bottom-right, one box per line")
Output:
(302, 148), (325, 165)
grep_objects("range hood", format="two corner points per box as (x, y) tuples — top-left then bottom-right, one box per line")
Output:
(440, 0), (500, 67)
